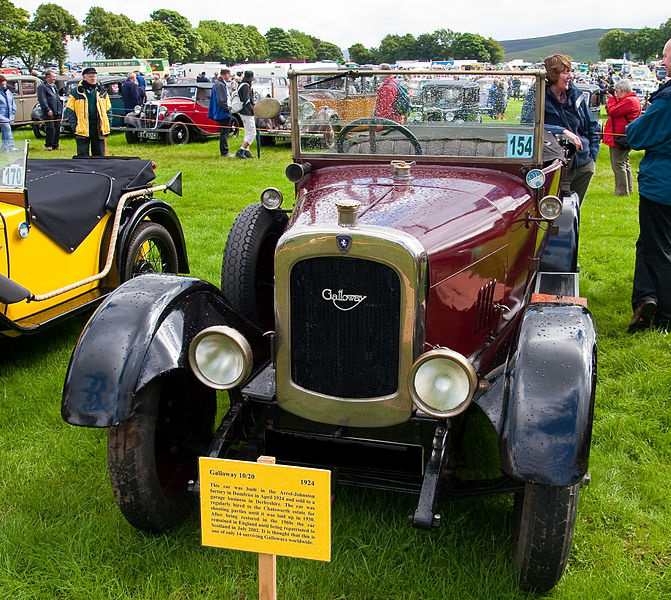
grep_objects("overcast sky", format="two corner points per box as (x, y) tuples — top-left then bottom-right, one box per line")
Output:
(13, 0), (670, 60)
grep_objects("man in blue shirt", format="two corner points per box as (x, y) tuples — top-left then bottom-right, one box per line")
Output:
(625, 38), (671, 332)
(208, 68), (233, 157)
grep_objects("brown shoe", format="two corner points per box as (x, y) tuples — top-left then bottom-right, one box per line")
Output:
(628, 299), (657, 332)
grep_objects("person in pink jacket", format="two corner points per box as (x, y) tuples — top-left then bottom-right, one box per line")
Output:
(603, 79), (641, 196)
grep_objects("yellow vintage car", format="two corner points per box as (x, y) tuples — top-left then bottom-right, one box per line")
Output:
(0, 142), (187, 336)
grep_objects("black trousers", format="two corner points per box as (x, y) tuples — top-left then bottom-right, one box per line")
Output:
(218, 117), (232, 155)
(76, 136), (105, 156)
(632, 195), (671, 326)
(45, 115), (61, 148)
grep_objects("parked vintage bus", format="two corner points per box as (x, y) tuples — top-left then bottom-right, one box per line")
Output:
(81, 58), (152, 77)
(142, 58), (170, 78)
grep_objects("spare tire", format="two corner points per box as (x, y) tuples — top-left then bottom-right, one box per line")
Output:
(221, 203), (288, 330)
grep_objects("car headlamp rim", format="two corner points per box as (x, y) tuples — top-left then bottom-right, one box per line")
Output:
(408, 348), (477, 418)
(538, 194), (563, 220)
(260, 187), (283, 209)
(299, 101), (316, 119)
(188, 325), (253, 390)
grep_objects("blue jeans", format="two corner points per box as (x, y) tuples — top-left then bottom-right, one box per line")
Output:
(0, 121), (15, 151)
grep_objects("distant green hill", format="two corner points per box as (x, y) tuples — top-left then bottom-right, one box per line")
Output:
(501, 28), (638, 63)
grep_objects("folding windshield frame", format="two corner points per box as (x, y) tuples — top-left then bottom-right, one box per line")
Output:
(289, 69), (546, 165)
(0, 141), (29, 210)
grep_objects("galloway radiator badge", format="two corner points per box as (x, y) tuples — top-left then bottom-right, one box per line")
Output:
(336, 234), (352, 252)
(322, 288), (367, 311)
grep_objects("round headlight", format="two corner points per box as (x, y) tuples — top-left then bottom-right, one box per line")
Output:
(408, 349), (477, 417)
(260, 187), (283, 210)
(538, 195), (562, 220)
(133, 105), (142, 115)
(188, 326), (252, 390)
(159, 105), (168, 116)
(299, 101), (315, 120)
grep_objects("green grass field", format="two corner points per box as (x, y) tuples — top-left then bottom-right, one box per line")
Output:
(1, 128), (670, 599)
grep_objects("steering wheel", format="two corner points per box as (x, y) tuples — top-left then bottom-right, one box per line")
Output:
(335, 117), (422, 155)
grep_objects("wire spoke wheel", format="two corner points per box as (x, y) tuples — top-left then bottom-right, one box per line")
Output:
(121, 221), (178, 281)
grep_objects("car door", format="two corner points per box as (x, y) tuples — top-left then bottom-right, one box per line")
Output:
(16, 77), (39, 125)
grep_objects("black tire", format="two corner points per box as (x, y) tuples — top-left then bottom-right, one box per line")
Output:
(121, 221), (179, 281)
(513, 483), (579, 592)
(107, 374), (216, 532)
(167, 122), (190, 145)
(32, 122), (45, 138)
(221, 203), (288, 330)
(125, 128), (140, 144)
(228, 115), (241, 138)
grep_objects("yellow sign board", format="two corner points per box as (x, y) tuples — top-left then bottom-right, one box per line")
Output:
(199, 457), (331, 562)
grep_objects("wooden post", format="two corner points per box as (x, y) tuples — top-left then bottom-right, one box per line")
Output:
(257, 456), (277, 600)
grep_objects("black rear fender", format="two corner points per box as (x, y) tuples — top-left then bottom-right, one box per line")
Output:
(500, 303), (597, 486)
(62, 274), (268, 428)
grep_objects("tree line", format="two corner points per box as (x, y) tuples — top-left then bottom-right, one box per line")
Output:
(348, 31), (503, 65)
(599, 19), (671, 63)
(1, 2), (506, 73)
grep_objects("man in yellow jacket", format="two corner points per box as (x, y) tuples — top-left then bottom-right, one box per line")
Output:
(64, 67), (112, 156)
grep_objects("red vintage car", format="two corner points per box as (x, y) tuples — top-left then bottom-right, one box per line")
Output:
(124, 79), (241, 145)
(63, 69), (596, 592)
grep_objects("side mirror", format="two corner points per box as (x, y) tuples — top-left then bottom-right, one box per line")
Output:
(165, 172), (182, 197)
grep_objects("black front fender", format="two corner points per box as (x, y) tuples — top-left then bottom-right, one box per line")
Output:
(62, 274), (269, 428)
(500, 303), (597, 486)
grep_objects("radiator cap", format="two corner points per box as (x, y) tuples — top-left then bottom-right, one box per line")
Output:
(336, 199), (360, 227)
(391, 160), (415, 180)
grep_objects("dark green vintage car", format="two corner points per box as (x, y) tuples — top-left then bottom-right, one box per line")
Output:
(408, 79), (481, 124)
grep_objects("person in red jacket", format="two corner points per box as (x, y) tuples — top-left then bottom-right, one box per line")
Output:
(603, 79), (641, 196)
(374, 64), (403, 124)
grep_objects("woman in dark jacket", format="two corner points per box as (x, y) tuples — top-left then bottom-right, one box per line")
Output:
(603, 79), (641, 196)
(236, 71), (255, 159)
(542, 54), (601, 203)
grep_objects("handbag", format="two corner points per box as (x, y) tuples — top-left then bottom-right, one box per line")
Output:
(614, 115), (631, 150)
(614, 133), (630, 150)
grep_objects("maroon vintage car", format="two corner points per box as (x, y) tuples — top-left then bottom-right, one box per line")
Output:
(123, 79), (241, 145)
(63, 70), (596, 592)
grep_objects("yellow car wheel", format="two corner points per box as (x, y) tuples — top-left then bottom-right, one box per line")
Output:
(121, 221), (179, 281)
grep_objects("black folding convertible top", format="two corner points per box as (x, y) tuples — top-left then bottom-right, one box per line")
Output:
(25, 158), (156, 252)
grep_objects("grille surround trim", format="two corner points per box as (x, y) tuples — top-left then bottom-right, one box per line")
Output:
(275, 224), (427, 427)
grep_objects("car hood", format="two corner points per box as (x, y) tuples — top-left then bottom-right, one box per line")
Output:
(151, 98), (195, 109)
(289, 164), (531, 284)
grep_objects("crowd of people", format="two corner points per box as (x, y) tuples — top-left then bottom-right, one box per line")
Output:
(2, 48), (669, 333)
